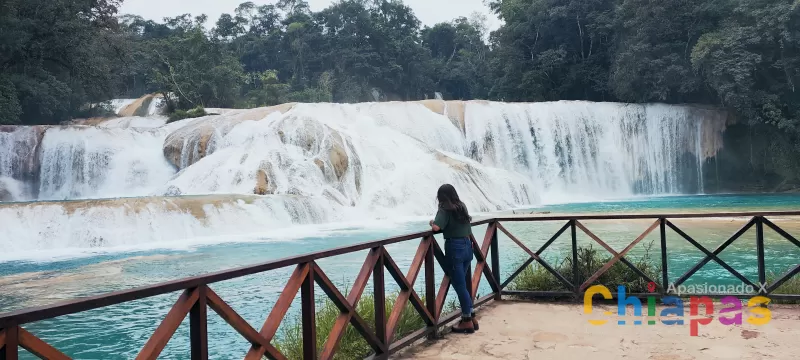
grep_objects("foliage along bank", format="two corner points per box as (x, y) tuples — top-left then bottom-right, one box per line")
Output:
(0, 0), (798, 187)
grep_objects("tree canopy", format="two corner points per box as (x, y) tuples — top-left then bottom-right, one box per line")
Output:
(0, 0), (797, 135)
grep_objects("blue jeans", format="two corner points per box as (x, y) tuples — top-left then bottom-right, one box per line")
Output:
(445, 237), (474, 317)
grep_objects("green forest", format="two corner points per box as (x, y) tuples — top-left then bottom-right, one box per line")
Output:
(0, 0), (798, 132)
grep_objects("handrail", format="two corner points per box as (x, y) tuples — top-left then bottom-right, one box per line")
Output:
(1, 210), (800, 359)
(492, 210), (800, 221)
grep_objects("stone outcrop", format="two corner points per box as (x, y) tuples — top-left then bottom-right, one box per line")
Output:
(417, 100), (467, 134)
(162, 103), (297, 170)
(118, 94), (161, 117)
(254, 161), (276, 195)
(274, 113), (355, 182)
(688, 105), (730, 161)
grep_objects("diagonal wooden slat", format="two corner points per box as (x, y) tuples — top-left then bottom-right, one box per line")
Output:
(0, 328), (5, 350)
(575, 221), (660, 289)
(430, 239), (451, 318)
(136, 288), (200, 360)
(385, 237), (430, 342)
(434, 276), (450, 320)
(469, 234), (501, 296)
(313, 263), (385, 359)
(762, 217), (800, 248)
(18, 328), (71, 360)
(468, 224), (496, 298)
(205, 288), (286, 360)
(347, 248), (382, 306)
(535, 221), (572, 255)
(501, 221), (572, 289)
(382, 251), (435, 327)
(497, 222), (574, 290)
(578, 219), (660, 292)
(318, 248), (381, 360)
(767, 264), (800, 294)
(244, 263), (310, 360)
(667, 218), (756, 288)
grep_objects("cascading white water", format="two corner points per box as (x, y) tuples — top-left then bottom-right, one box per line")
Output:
(0, 195), (344, 261)
(37, 126), (177, 200)
(162, 102), (536, 217)
(0, 100), (726, 256)
(464, 101), (708, 203)
(0, 126), (43, 201)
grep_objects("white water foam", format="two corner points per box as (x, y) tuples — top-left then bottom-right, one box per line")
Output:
(37, 126), (177, 200)
(0, 195), (346, 262)
(163, 103), (537, 217)
(0, 126), (42, 200)
(98, 116), (167, 129)
(464, 101), (707, 203)
(0, 100), (725, 256)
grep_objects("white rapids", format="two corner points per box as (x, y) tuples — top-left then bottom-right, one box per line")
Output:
(0, 99), (727, 256)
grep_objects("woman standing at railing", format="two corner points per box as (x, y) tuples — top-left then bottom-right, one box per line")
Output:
(429, 184), (479, 334)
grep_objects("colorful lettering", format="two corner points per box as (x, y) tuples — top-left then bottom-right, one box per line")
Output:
(689, 296), (714, 336)
(617, 285), (642, 325)
(584, 285), (612, 325)
(647, 296), (657, 325)
(718, 296), (742, 325)
(580, 285), (771, 333)
(746, 296), (772, 326)
(660, 296), (684, 325)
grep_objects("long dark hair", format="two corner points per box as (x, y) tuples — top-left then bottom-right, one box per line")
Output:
(437, 184), (471, 223)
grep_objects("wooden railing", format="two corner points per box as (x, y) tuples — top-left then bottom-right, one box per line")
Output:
(1, 211), (799, 359)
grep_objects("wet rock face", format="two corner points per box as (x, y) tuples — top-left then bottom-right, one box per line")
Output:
(0, 125), (47, 198)
(327, 132), (349, 180)
(254, 161), (276, 195)
(162, 116), (234, 170)
(417, 100), (467, 134)
(274, 114), (354, 183)
(118, 94), (159, 117)
(162, 104), (297, 170)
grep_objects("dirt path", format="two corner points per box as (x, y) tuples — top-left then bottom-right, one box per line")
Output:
(394, 300), (800, 359)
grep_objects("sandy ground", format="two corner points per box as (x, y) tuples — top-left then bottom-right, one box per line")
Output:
(394, 300), (800, 359)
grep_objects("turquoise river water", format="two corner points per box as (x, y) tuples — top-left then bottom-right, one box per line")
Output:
(1, 194), (800, 359)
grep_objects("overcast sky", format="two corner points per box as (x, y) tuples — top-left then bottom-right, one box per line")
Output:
(120, 0), (503, 31)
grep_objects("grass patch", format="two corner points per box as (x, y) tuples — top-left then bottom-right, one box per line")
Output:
(167, 106), (207, 123)
(508, 241), (661, 295)
(509, 242), (800, 304)
(273, 292), (456, 359)
(767, 271), (800, 304)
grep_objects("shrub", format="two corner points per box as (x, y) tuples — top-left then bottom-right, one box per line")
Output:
(767, 272), (800, 304)
(167, 106), (207, 123)
(508, 241), (661, 294)
(273, 292), (455, 359)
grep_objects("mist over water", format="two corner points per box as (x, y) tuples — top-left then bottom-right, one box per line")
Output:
(0, 100), (726, 257)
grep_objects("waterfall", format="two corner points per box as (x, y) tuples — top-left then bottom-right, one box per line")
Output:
(0, 100), (727, 256)
(0, 126), (44, 201)
(36, 126), (176, 200)
(463, 101), (710, 203)
(0, 195), (343, 261)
